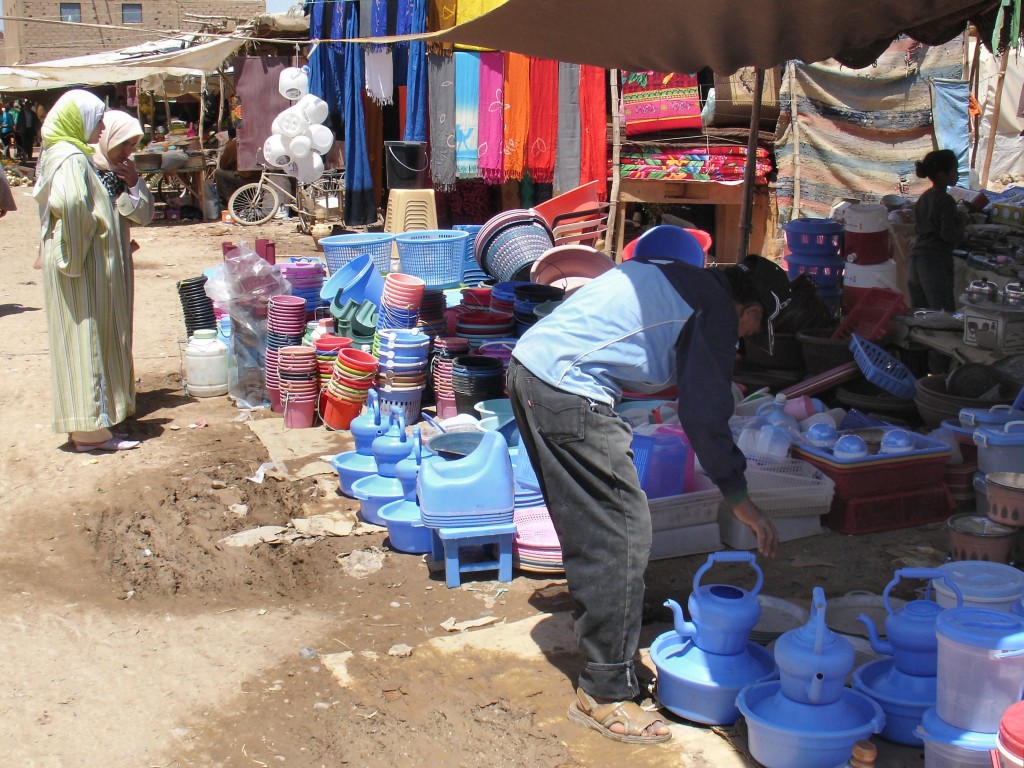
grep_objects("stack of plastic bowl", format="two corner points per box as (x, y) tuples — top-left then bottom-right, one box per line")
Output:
(415, 288), (449, 339)
(375, 329), (430, 422)
(455, 310), (516, 350)
(314, 334), (352, 398)
(323, 347), (378, 430)
(475, 209), (555, 283)
(512, 283), (565, 335)
(431, 336), (471, 418)
(177, 275), (218, 338)
(320, 253), (386, 310)
(376, 272), (425, 332)
(454, 224), (488, 285)
(451, 354), (506, 415)
(280, 258), (327, 318)
(475, 339), (517, 378)
(320, 232), (395, 276)
(276, 346), (320, 428)
(265, 295), (308, 411)
(489, 281), (528, 313)
(461, 285), (492, 308)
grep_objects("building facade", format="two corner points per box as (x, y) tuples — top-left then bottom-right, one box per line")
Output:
(2, 0), (264, 65)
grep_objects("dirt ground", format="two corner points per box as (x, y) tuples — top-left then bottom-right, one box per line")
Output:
(0, 183), (956, 767)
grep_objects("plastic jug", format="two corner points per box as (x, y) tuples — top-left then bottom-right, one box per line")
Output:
(185, 329), (229, 397)
(664, 551), (763, 655)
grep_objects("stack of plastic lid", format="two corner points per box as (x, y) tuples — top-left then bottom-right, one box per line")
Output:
(451, 354), (506, 415)
(431, 336), (471, 418)
(475, 209), (555, 283)
(455, 310), (516, 350)
(280, 258), (327, 318)
(276, 345), (320, 428)
(265, 295), (308, 411)
(415, 288), (448, 338)
(513, 283), (565, 335)
(454, 224), (488, 285)
(177, 275), (218, 338)
(784, 218), (844, 312)
(376, 272), (425, 332)
(489, 281), (529, 313)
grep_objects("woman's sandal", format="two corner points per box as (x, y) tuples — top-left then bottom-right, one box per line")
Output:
(74, 437), (140, 452)
(566, 688), (671, 744)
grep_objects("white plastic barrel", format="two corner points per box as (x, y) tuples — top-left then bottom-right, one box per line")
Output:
(186, 329), (229, 397)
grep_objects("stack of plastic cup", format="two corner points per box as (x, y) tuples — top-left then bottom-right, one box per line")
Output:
(323, 347), (378, 430)
(277, 345), (320, 428)
(430, 336), (470, 418)
(266, 295), (308, 412)
(376, 272), (425, 332)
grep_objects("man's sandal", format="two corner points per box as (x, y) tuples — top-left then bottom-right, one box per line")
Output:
(567, 688), (671, 744)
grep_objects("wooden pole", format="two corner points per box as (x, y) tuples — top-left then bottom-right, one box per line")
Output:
(737, 67), (765, 261)
(969, 34), (983, 168)
(217, 69), (225, 132)
(606, 68), (622, 260)
(980, 46), (1010, 190)
(198, 73), (207, 150)
(163, 93), (173, 133)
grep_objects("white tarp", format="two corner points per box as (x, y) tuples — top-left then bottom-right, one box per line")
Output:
(0, 35), (247, 91)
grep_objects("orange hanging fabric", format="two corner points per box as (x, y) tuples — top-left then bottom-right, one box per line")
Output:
(503, 52), (531, 181)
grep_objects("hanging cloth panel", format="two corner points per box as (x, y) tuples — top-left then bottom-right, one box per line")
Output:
(621, 71), (703, 136)
(342, 0), (376, 225)
(477, 51), (505, 184)
(454, 0), (504, 51)
(554, 61), (581, 195)
(526, 57), (558, 184)
(502, 52), (530, 182)
(366, 50), (395, 105)
(427, 0), (457, 56)
(402, 0), (429, 142)
(235, 56), (293, 171)
(428, 53), (457, 188)
(578, 64), (607, 192)
(931, 78), (971, 183)
(307, 0), (344, 137)
(455, 51), (481, 179)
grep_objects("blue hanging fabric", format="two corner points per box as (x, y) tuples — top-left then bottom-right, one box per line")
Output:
(307, 0), (345, 133)
(342, 0), (378, 225)
(403, 0), (428, 142)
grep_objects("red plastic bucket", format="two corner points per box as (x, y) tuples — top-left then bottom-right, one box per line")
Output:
(337, 347), (378, 373)
(322, 390), (363, 430)
(283, 393), (318, 429)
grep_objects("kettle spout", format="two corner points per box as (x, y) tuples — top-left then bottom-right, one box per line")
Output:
(807, 673), (826, 704)
(858, 612), (892, 656)
(664, 599), (695, 640)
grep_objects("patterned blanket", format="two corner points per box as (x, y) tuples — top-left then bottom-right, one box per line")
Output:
(616, 145), (772, 182)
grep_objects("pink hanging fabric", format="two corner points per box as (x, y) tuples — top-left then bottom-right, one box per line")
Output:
(477, 51), (506, 184)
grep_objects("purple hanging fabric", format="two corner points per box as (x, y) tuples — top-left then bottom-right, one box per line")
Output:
(403, 0), (428, 142)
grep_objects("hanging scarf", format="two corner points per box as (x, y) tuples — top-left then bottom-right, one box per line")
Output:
(454, 52), (480, 179)
(502, 53), (530, 182)
(427, 53), (456, 189)
(526, 58), (558, 185)
(554, 62), (581, 194)
(342, 0), (376, 226)
(367, 0), (388, 50)
(40, 89), (105, 156)
(403, 0), (429, 142)
(578, 64), (607, 194)
(307, 0), (344, 134)
(365, 50), (394, 105)
(427, 0), (457, 56)
(477, 51), (505, 184)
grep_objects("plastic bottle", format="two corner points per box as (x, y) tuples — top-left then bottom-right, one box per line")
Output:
(757, 393), (801, 432)
(185, 329), (229, 397)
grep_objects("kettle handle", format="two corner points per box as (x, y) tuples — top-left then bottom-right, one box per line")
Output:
(883, 568), (962, 613)
(412, 427), (422, 465)
(692, 551), (763, 597)
(366, 389), (381, 425)
(810, 586), (827, 655)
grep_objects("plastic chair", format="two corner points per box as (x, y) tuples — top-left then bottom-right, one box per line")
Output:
(551, 204), (610, 248)
(623, 225), (711, 266)
(384, 189), (438, 235)
(430, 522), (517, 588)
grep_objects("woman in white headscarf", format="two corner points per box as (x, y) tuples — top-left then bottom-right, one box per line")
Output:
(92, 110), (154, 343)
(34, 90), (140, 452)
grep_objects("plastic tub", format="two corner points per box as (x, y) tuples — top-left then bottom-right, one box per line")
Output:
(933, 561), (1024, 612)
(987, 473), (1024, 527)
(975, 423), (1024, 476)
(918, 707), (998, 768)
(936, 608), (1024, 733)
(852, 658), (932, 746)
(947, 514), (1018, 564)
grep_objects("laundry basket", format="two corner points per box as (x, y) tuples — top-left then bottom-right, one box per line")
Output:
(395, 230), (468, 290)
(321, 232), (395, 275)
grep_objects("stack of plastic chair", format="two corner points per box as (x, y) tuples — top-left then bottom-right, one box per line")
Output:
(384, 189), (438, 263)
(418, 430), (516, 588)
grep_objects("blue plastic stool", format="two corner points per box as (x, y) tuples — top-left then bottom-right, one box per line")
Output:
(430, 523), (517, 588)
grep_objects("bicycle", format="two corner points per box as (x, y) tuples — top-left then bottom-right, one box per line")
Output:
(228, 165), (345, 234)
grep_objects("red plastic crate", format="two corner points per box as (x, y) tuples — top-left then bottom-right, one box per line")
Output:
(832, 288), (907, 342)
(790, 445), (951, 498)
(824, 485), (954, 534)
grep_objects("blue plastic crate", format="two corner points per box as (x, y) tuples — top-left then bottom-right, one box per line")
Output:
(784, 252), (845, 289)
(848, 334), (916, 400)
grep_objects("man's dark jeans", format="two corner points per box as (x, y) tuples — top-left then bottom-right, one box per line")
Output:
(507, 357), (650, 701)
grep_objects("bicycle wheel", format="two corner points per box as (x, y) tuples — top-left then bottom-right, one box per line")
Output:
(229, 183), (280, 225)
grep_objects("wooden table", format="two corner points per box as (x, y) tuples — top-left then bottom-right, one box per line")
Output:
(613, 178), (770, 264)
(890, 320), (1006, 366)
(140, 164), (212, 218)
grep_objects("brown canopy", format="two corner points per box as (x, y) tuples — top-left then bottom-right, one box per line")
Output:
(429, 0), (998, 72)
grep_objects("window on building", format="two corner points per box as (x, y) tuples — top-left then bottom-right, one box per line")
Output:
(59, 2), (82, 23)
(122, 3), (143, 24)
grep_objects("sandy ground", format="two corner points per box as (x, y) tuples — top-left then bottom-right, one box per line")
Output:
(0, 183), (955, 767)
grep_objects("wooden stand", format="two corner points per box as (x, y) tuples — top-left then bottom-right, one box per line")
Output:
(612, 178), (770, 264)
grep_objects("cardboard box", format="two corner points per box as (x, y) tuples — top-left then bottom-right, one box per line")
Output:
(947, 185), (990, 212)
(963, 305), (1024, 352)
(989, 200), (1024, 228)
